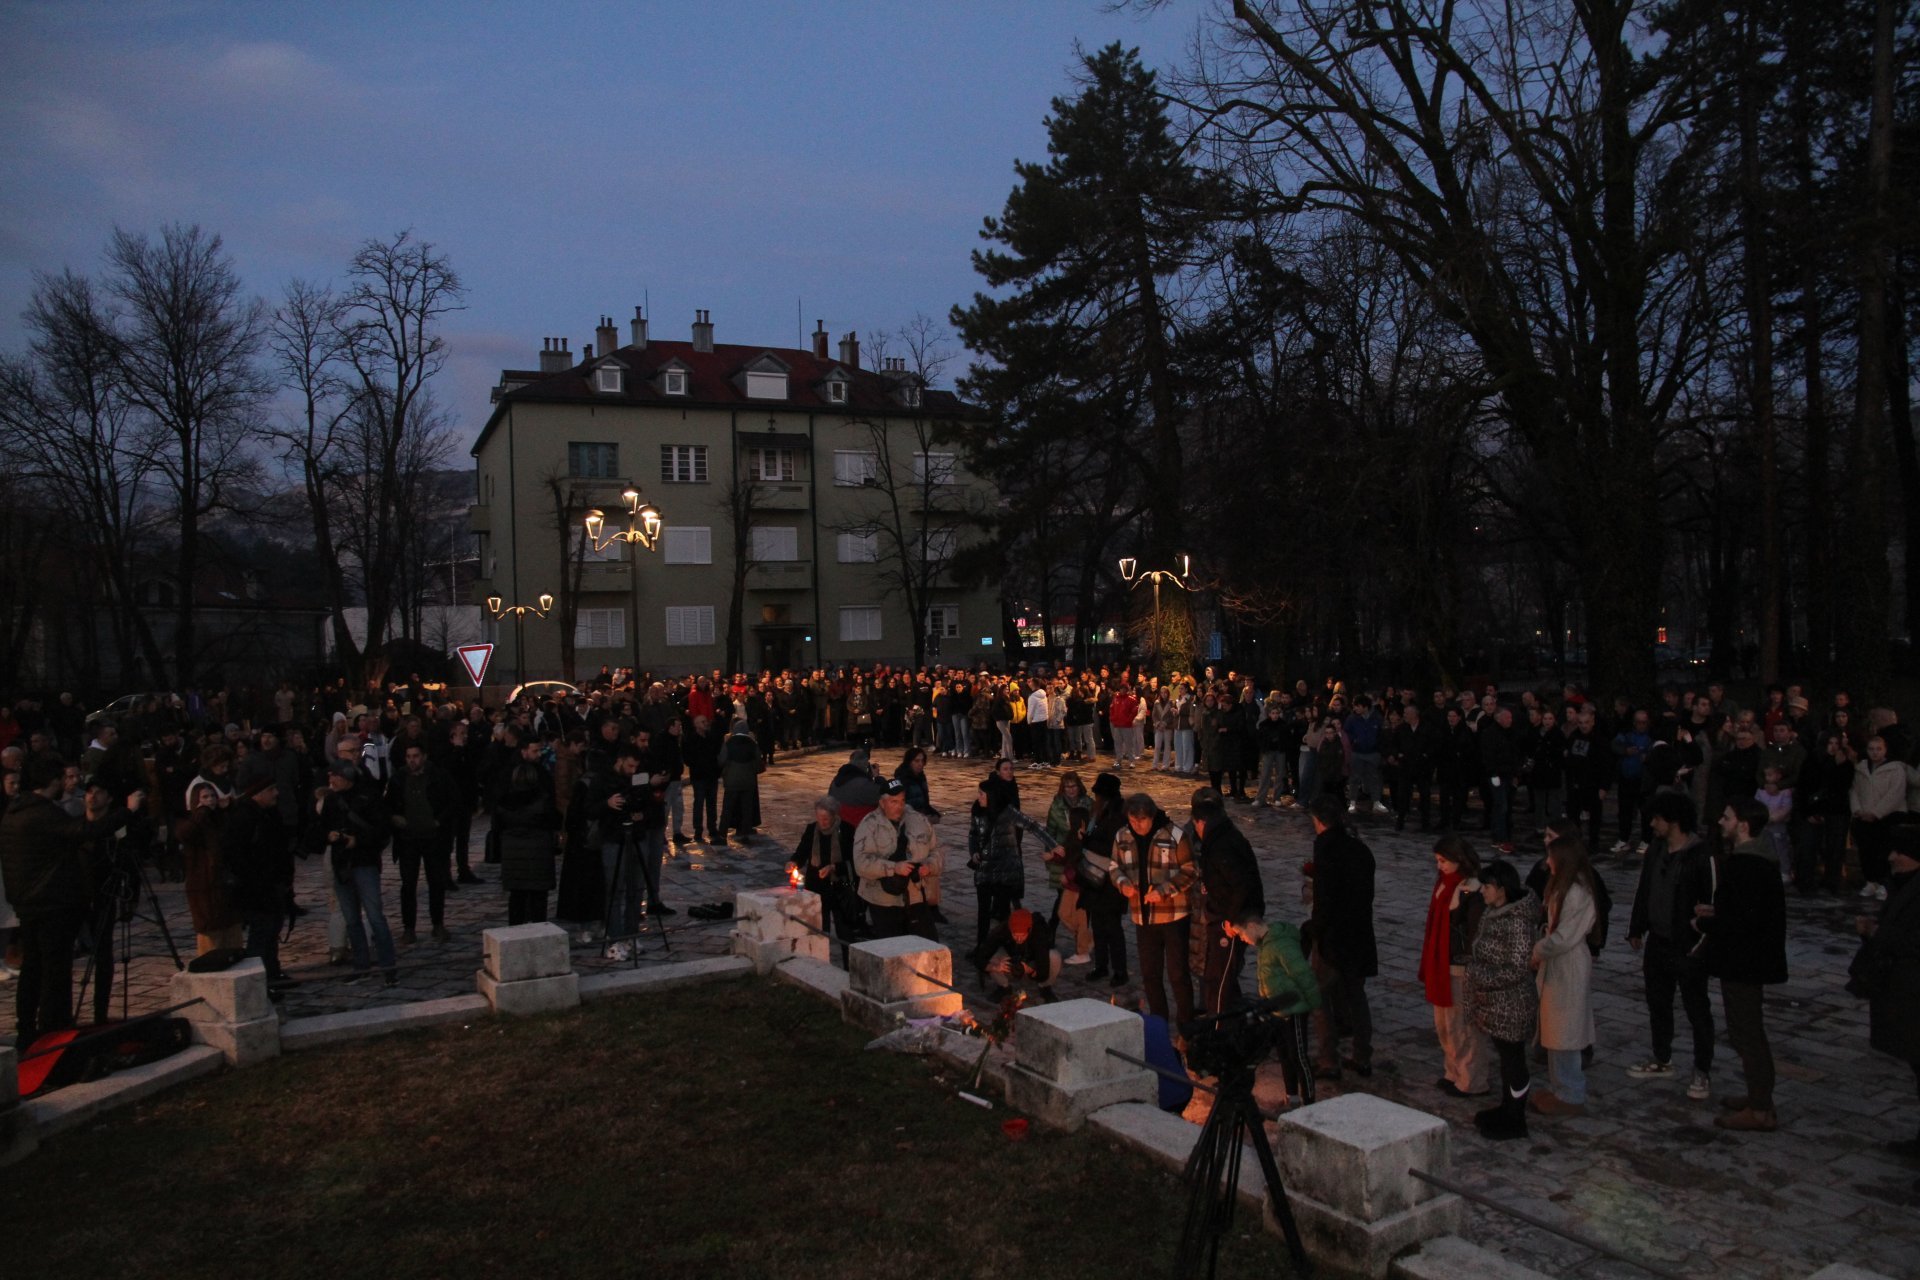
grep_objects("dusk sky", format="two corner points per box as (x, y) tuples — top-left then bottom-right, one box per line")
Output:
(0, 0), (1199, 449)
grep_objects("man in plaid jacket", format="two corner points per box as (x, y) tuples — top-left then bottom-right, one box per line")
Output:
(1111, 791), (1198, 1029)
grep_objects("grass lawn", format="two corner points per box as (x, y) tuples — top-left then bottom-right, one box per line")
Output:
(1, 979), (1300, 1280)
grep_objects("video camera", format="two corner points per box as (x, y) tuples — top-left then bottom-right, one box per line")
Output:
(1179, 997), (1289, 1080)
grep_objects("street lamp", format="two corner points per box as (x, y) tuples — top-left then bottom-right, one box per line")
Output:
(485, 593), (555, 689)
(1118, 554), (1194, 676)
(584, 485), (666, 677)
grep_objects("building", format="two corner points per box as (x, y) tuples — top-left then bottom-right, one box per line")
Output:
(468, 309), (1001, 680)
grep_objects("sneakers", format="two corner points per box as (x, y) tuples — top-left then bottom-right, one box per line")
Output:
(604, 941), (632, 961)
(1372, 801), (1388, 814)
(1626, 1059), (1674, 1079)
(1611, 840), (1631, 854)
(1065, 952), (1093, 966)
(1688, 1070), (1711, 1101)
(1635, 840), (1650, 856)
(1528, 1089), (1586, 1117)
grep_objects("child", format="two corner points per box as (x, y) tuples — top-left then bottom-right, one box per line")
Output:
(1756, 766), (1794, 883)
(1252, 918), (1324, 1106)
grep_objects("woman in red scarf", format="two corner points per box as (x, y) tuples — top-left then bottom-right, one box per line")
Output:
(1420, 835), (1491, 1097)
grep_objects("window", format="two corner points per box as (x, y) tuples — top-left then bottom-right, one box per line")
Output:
(661, 444), (708, 483)
(568, 442), (619, 479)
(926, 604), (960, 639)
(662, 526), (712, 564)
(749, 447), (796, 481)
(571, 528), (620, 564)
(839, 606), (883, 643)
(665, 605), (715, 647)
(745, 371), (788, 400)
(836, 531), (878, 563)
(901, 385), (922, 408)
(574, 608), (626, 650)
(662, 368), (688, 396)
(750, 525), (799, 561)
(833, 449), (878, 486)
(825, 379), (847, 404)
(595, 367), (623, 393)
(912, 451), (955, 486)
(919, 526), (959, 563)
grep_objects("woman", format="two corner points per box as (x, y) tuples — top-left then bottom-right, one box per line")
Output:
(1851, 735), (1913, 900)
(1174, 686), (1197, 776)
(718, 719), (764, 843)
(179, 745), (243, 955)
(893, 747), (938, 820)
(979, 757), (1021, 819)
(495, 762), (561, 925)
(1196, 693), (1226, 792)
(790, 795), (854, 948)
(1530, 833), (1599, 1116)
(1421, 836), (1490, 1098)
(1152, 689), (1177, 771)
(1468, 859), (1542, 1139)
(1045, 772), (1094, 962)
(1074, 772), (1129, 985)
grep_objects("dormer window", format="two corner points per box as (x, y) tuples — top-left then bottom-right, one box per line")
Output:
(745, 371), (788, 399)
(663, 368), (688, 396)
(595, 367), (623, 394)
(826, 379), (847, 404)
(900, 384), (922, 409)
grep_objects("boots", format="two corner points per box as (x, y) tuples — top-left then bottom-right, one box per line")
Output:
(1475, 1085), (1530, 1141)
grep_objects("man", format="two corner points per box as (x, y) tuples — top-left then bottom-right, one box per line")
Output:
(1611, 709), (1654, 855)
(1477, 705), (1522, 853)
(852, 779), (941, 939)
(1343, 696), (1388, 814)
(1110, 684), (1143, 767)
(1024, 681), (1052, 767)
(228, 758), (294, 993)
(591, 742), (646, 959)
(973, 907), (1060, 1002)
(1110, 792), (1198, 1029)
(1625, 791), (1718, 1101)
(1389, 702), (1439, 832)
(1696, 797), (1789, 1132)
(0, 752), (143, 1045)
(1306, 795), (1377, 1079)
(1562, 703), (1610, 851)
(314, 759), (397, 986)
(1190, 787), (1265, 1015)
(385, 743), (459, 944)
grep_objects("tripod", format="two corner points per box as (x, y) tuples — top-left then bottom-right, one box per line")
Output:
(1176, 1055), (1312, 1279)
(602, 827), (672, 966)
(75, 834), (186, 1024)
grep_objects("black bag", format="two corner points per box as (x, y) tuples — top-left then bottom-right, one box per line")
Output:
(1846, 936), (1894, 999)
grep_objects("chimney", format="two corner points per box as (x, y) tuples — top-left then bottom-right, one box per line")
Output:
(539, 337), (571, 373)
(582, 343), (594, 361)
(596, 314), (618, 356)
(839, 330), (860, 370)
(812, 319), (829, 361)
(630, 305), (648, 350)
(691, 308), (713, 353)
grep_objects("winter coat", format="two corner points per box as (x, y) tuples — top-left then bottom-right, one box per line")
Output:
(1852, 760), (1913, 820)
(719, 732), (763, 831)
(1867, 870), (1920, 1062)
(1307, 827), (1378, 978)
(1196, 816), (1264, 927)
(1627, 835), (1716, 946)
(1256, 921), (1321, 1015)
(0, 792), (127, 922)
(223, 798), (292, 916)
(1696, 839), (1787, 985)
(851, 808), (942, 909)
(494, 787), (561, 892)
(971, 804), (1045, 893)
(178, 803), (241, 935)
(1468, 894), (1542, 1042)
(1533, 882), (1597, 1051)
(1110, 811), (1197, 926)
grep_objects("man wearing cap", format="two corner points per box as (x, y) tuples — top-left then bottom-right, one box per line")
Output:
(313, 759), (397, 986)
(853, 778), (942, 940)
(1191, 787), (1266, 1014)
(974, 907), (1061, 1001)
(1112, 791), (1198, 1028)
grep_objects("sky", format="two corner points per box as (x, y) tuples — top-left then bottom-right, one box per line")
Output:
(0, 0), (1202, 449)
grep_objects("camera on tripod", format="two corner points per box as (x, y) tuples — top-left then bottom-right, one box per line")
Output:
(1180, 997), (1287, 1080)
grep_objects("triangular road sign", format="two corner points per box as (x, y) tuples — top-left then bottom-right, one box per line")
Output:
(456, 643), (494, 687)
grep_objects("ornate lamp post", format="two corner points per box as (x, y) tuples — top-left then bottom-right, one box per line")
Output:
(583, 487), (665, 678)
(484, 593), (554, 690)
(1118, 553), (1193, 675)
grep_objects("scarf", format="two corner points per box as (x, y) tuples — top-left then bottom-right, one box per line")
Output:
(1420, 869), (1466, 1006)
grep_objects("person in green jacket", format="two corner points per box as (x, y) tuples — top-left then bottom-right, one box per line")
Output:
(1252, 918), (1322, 1105)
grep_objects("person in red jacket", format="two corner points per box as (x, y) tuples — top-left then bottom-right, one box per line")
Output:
(1109, 685), (1143, 767)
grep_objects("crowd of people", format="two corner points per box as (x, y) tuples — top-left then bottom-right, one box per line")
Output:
(1, 665), (1917, 1161)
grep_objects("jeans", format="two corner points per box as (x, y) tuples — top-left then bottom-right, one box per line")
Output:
(1135, 918), (1194, 1026)
(1488, 777), (1513, 843)
(1313, 962), (1373, 1066)
(1048, 726), (1067, 765)
(394, 832), (449, 933)
(1721, 980), (1775, 1110)
(1349, 752), (1383, 805)
(1176, 729), (1196, 773)
(1255, 751), (1287, 804)
(951, 714), (973, 757)
(1643, 934), (1715, 1072)
(1154, 731), (1173, 770)
(690, 779), (718, 839)
(244, 908), (284, 981)
(1298, 752), (1317, 803)
(336, 864), (396, 972)
(665, 779), (686, 835)
(1089, 909), (1127, 975)
(1071, 724), (1097, 760)
(996, 719), (1015, 761)
(602, 840), (643, 940)
(1547, 1047), (1588, 1104)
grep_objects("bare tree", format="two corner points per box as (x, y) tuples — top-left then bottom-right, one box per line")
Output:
(107, 224), (266, 687)
(721, 465), (766, 676)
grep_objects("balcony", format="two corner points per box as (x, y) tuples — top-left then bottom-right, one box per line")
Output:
(749, 482), (809, 511)
(468, 503), (491, 533)
(746, 560), (811, 591)
(577, 561), (633, 593)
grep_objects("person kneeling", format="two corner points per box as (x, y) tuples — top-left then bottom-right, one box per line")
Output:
(974, 908), (1061, 1002)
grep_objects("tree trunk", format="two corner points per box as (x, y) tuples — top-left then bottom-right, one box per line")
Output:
(1740, 11), (1782, 681)
(1884, 277), (1920, 663)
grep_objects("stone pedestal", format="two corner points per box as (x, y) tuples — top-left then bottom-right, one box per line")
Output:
(730, 886), (828, 975)
(0, 1046), (36, 1167)
(1270, 1093), (1464, 1279)
(171, 957), (280, 1066)
(477, 922), (579, 1015)
(1002, 999), (1154, 1130)
(840, 936), (961, 1033)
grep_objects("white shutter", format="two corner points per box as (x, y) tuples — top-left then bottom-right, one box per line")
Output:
(663, 526), (712, 564)
(833, 450), (877, 486)
(839, 606), (882, 643)
(574, 609), (626, 650)
(665, 606), (715, 647)
(836, 531), (878, 563)
(750, 525), (798, 561)
(912, 452), (955, 485)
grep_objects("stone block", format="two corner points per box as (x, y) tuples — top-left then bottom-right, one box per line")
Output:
(476, 969), (580, 1016)
(774, 955), (850, 1002)
(1805, 1267), (1898, 1280)
(482, 922), (571, 983)
(170, 957), (272, 1024)
(1087, 1100), (1205, 1172)
(1013, 998), (1144, 1088)
(1391, 1235), (1554, 1280)
(846, 935), (954, 1002)
(731, 887), (828, 972)
(732, 931), (828, 976)
(839, 987), (961, 1035)
(1270, 1186), (1464, 1280)
(1004, 1062), (1154, 1131)
(280, 994), (491, 1051)
(1274, 1093), (1453, 1223)
(23, 1045), (224, 1138)
(187, 1015), (282, 1068)
(577, 956), (753, 1001)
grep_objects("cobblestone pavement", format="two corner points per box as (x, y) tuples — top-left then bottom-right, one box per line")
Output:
(8, 746), (1918, 1276)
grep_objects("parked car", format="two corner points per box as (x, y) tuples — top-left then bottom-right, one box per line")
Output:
(508, 680), (581, 704)
(87, 692), (176, 727)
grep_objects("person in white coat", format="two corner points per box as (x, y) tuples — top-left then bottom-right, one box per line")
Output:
(1531, 833), (1599, 1116)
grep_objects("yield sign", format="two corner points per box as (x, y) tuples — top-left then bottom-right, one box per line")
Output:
(456, 643), (494, 687)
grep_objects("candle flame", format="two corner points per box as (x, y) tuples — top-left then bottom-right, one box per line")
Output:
(787, 864), (805, 889)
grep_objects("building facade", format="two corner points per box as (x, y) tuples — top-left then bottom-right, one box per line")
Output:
(468, 310), (1002, 680)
